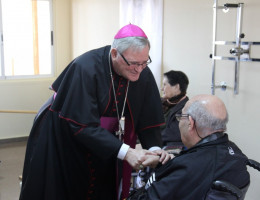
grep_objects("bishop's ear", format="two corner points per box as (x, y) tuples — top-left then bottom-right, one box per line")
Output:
(110, 48), (118, 59)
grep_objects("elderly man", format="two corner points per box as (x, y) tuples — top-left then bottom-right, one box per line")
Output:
(131, 94), (250, 200)
(19, 24), (171, 200)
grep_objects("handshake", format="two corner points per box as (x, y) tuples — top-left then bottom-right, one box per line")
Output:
(124, 147), (174, 170)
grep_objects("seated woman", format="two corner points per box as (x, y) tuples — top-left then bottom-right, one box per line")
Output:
(160, 70), (189, 153)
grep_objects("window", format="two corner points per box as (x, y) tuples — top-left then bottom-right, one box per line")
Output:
(0, 0), (53, 79)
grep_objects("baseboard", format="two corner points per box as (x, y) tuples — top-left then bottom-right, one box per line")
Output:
(0, 136), (28, 145)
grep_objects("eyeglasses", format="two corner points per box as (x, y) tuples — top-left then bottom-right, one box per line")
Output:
(118, 52), (152, 68)
(175, 114), (190, 122)
(176, 113), (203, 138)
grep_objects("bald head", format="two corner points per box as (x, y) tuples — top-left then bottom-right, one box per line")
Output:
(183, 94), (228, 137)
(186, 94), (227, 120)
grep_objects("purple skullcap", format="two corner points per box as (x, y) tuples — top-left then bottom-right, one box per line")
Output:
(114, 24), (148, 39)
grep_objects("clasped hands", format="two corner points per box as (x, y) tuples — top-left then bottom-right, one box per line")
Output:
(124, 148), (174, 170)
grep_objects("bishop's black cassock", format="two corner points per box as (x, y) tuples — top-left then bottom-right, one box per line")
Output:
(19, 45), (164, 200)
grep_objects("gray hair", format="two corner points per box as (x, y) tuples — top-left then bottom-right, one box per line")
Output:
(111, 37), (150, 53)
(185, 100), (229, 136)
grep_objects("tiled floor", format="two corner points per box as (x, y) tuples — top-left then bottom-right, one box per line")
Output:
(0, 140), (27, 200)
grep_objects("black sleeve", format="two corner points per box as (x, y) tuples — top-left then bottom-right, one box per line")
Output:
(138, 126), (163, 149)
(134, 68), (164, 149)
(68, 121), (122, 161)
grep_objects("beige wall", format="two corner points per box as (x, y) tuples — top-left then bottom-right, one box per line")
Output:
(0, 0), (119, 140)
(163, 0), (260, 199)
(0, 0), (259, 199)
(71, 0), (119, 58)
(0, 0), (72, 139)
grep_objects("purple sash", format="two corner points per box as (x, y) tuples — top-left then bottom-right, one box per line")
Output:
(100, 116), (137, 199)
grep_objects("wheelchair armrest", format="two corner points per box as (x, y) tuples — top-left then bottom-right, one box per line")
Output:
(246, 159), (260, 171)
(212, 180), (242, 199)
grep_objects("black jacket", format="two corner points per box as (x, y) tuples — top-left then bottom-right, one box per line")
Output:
(134, 133), (250, 200)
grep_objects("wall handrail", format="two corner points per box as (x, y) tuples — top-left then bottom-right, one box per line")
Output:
(0, 110), (38, 114)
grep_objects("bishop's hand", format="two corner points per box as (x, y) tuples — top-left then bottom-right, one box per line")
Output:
(124, 148), (157, 170)
(141, 149), (174, 168)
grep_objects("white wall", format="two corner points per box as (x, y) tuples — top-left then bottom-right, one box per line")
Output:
(163, 0), (260, 199)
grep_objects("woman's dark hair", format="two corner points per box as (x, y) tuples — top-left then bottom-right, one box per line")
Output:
(163, 70), (189, 94)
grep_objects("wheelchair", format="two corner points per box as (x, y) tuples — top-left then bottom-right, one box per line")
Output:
(205, 159), (260, 200)
(129, 158), (260, 200)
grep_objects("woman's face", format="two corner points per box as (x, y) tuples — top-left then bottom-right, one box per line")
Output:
(161, 76), (181, 99)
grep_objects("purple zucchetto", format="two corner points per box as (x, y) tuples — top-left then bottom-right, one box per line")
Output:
(114, 24), (148, 39)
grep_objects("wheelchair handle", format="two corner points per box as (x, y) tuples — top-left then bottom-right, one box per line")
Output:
(212, 180), (242, 198)
(247, 159), (260, 171)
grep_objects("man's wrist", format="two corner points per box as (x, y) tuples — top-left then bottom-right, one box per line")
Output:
(117, 143), (130, 160)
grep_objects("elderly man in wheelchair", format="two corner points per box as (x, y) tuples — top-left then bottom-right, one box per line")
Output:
(127, 94), (260, 200)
